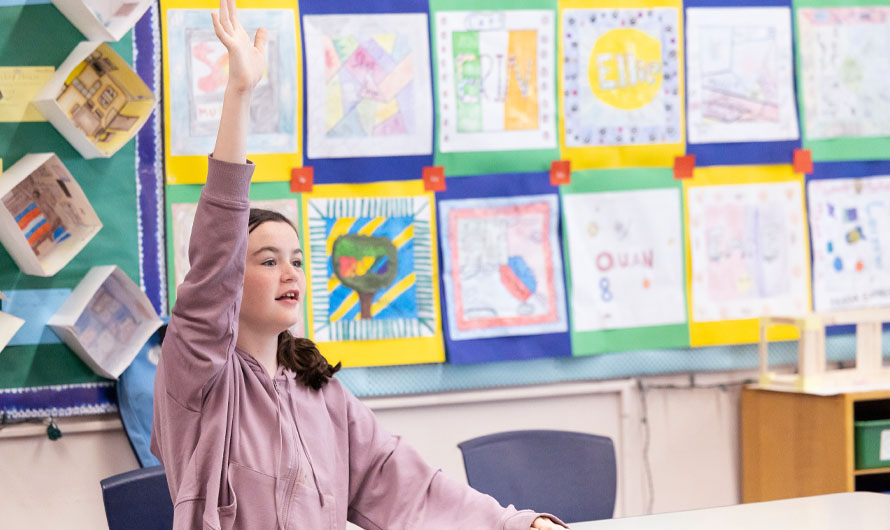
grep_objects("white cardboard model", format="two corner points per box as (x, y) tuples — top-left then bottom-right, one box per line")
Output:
(0, 289), (25, 354)
(51, 0), (152, 42)
(33, 42), (155, 159)
(0, 153), (102, 276)
(48, 265), (161, 379)
(0, 312), (25, 353)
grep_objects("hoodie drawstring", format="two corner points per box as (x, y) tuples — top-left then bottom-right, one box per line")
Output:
(273, 380), (287, 530)
(289, 386), (326, 507)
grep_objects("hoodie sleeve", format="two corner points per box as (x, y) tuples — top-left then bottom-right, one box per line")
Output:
(341, 384), (567, 530)
(159, 156), (254, 412)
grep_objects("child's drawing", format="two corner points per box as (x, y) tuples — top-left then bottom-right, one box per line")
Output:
(686, 7), (799, 144)
(307, 195), (435, 342)
(73, 272), (155, 369)
(808, 176), (890, 312)
(688, 182), (808, 321)
(434, 10), (556, 152)
(303, 13), (433, 158)
(55, 43), (153, 155)
(562, 8), (681, 147)
(2, 158), (90, 257)
(563, 188), (686, 331)
(438, 195), (567, 340)
(797, 8), (890, 140)
(166, 9), (297, 155)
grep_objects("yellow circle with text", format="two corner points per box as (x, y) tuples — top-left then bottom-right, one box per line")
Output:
(588, 29), (663, 110)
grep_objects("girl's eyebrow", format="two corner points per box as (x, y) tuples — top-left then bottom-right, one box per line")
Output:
(252, 246), (303, 257)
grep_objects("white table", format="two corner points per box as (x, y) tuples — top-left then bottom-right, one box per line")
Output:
(570, 492), (890, 530)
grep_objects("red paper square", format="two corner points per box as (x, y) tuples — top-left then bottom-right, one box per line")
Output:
(423, 166), (446, 192)
(673, 155), (696, 179)
(550, 160), (571, 186)
(290, 167), (313, 193)
(793, 149), (813, 175)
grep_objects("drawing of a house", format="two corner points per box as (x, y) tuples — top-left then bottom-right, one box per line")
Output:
(55, 47), (153, 154)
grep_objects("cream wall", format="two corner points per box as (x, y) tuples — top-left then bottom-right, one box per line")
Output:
(1, 370), (753, 529)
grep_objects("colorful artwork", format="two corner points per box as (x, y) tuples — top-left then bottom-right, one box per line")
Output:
(438, 195), (567, 340)
(1, 157), (93, 258)
(685, 7), (798, 144)
(303, 13), (433, 158)
(307, 194), (435, 342)
(797, 8), (890, 140)
(562, 7), (681, 148)
(563, 188), (685, 331)
(53, 43), (154, 156)
(166, 9), (297, 156)
(808, 176), (890, 312)
(433, 10), (556, 152)
(687, 181), (808, 322)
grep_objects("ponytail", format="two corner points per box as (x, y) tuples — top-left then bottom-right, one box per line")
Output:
(277, 331), (341, 390)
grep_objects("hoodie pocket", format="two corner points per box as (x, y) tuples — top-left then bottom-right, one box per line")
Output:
(228, 461), (278, 530)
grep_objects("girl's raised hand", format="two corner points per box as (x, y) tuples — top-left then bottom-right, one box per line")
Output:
(211, 0), (266, 93)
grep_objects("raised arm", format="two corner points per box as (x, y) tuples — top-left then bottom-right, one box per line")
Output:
(158, 0), (267, 411)
(211, 0), (266, 163)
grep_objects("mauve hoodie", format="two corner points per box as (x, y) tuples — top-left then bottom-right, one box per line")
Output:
(150, 157), (566, 530)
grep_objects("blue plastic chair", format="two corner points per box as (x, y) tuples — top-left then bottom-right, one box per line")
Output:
(458, 430), (617, 524)
(100, 465), (173, 530)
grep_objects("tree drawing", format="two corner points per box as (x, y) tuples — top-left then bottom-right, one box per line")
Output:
(332, 234), (399, 319)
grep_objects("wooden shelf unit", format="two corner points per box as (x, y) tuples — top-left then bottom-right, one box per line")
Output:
(742, 387), (890, 503)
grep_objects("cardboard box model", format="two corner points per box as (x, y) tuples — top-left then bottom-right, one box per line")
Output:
(33, 42), (154, 159)
(48, 266), (162, 379)
(52, 0), (152, 42)
(0, 291), (25, 353)
(0, 153), (102, 276)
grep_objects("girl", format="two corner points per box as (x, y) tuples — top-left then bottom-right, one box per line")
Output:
(151, 1), (567, 528)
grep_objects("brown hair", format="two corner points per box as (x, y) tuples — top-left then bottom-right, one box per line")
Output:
(248, 208), (341, 389)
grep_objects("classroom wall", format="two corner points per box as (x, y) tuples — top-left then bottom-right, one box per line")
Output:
(1, 370), (752, 529)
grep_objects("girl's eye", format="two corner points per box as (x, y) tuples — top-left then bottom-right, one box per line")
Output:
(262, 259), (275, 266)
(292, 260), (303, 268)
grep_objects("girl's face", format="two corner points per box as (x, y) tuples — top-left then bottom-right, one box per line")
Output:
(239, 220), (305, 336)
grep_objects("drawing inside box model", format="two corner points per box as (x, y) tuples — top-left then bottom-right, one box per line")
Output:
(34, 42), (154, 158)
(57, 49), (144, 145)
(0, 154), (102, 276)
(51, 0), (152, 42)
(48, 266), (161, 379)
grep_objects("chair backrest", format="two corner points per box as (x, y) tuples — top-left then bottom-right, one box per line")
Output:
(458, 430), (617, 524)
(100, 465), (173, 530)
